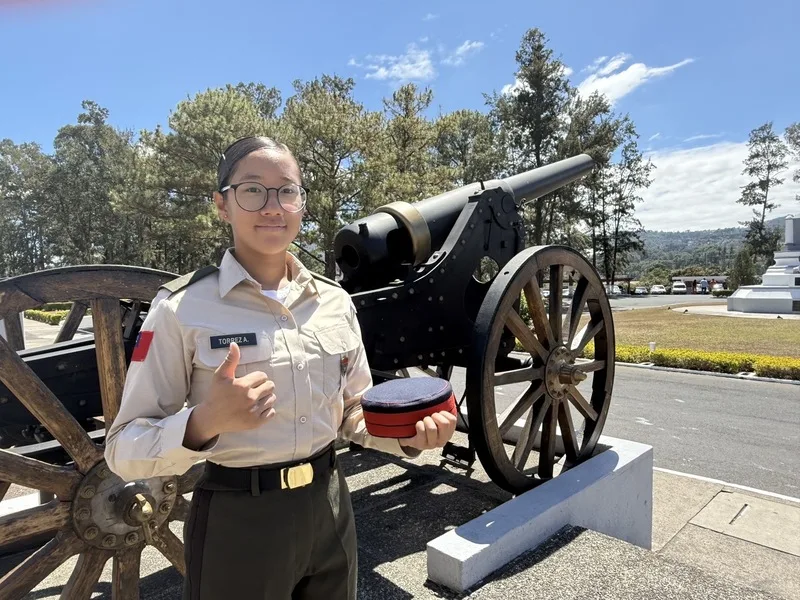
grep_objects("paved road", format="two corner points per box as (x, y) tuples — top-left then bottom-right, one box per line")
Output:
(447, 365), (800, 497)
(609, 293), (724, 310)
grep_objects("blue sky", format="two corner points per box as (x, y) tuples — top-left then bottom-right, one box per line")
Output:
(2, 0), (799, 231)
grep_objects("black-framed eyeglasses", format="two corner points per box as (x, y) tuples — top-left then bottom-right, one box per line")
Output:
(220, 182), (308, 213)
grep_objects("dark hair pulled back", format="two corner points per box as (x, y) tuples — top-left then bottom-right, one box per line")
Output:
(217, 136), (293, 191)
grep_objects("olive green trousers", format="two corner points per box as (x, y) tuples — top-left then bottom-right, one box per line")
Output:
(182, 457), (357, 600)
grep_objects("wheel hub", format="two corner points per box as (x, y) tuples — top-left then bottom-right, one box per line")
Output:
(545, 346), (586, 400)
(72, 461), (177, 550)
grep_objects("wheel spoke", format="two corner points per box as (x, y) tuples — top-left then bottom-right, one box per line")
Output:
(570, 319), (604, 358)
(112, 547), (142, 600)
(151, 526), (186, 576)
(578, 360), (606, 373)
(0, 337), (102, 473)
(537, 399), (560, 479)
(0, 530), (84, 599)
(566, 385), (599, 421)
(0, 481), (11, 503)
(91, 298), (128, 433)
(60, 549), (111, 600)
(506, 309), (547, 361)
(494, 365), (544, 387)
(54, 300), (88, 343)
(558, 401), (580, 464)
(549, 265), (563, 344)
(2, 314), (25, 351)
(123, 300), (143, 339)
(498, 383), (544, 436)
(169, 495), (191, 522)
(0, 449), (82, 499)
(522, 279), (555, 349)
(0, 499), (71, 546)
(512, 394), (550, 469)
(177, 464), (204, 494)
(566, 277), (590, 348)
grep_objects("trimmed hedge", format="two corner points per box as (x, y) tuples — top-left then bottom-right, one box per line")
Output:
(515, 339), (800, 381)
(711, 290), (734, 297)
(24, 309), (68, 325)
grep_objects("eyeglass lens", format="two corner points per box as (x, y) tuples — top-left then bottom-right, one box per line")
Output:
(236, 183), (306, 212)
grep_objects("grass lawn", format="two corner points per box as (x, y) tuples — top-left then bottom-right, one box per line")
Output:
(605, 307), (800, 358)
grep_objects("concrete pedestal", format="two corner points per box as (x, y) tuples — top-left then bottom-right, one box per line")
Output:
(426, 436), (653, 593)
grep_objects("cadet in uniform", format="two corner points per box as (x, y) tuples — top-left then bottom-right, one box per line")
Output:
(104, 136), (458, 599)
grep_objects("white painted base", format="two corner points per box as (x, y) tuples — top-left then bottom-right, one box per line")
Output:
(727, 285), (800, 314)
(426, 436), (653, 593)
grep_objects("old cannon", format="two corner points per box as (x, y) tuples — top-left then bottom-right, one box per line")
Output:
(0, 153), (614, 597)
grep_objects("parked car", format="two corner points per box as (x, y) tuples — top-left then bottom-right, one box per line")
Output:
(672, 281), (687, 294)
(605, 284), (622, 295)
(634, 286), (648, 295)
(650, 284), (667, 295)
(712, 283), (724, 291)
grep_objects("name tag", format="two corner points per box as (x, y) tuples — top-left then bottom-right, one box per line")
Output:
(209, 333), (258, 349)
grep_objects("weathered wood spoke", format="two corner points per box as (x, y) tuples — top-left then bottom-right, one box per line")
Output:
(494, 364), (544, 387)
(2, 314), (25, 351)
(177, 464), (204, 494)
(537, 399), (560, 479)
(498, 383), (545, 436)
(579, 360), (606, 373)
(566, 277), (590, 348)
(91, 298), (128, 433)
(571, 319), (604, 358)
(523, 279), (555, 348)
(0, 337), (102, 473)
(169, 495), (192, 522)
(0, 530), (84, 599)
(512, 394), (551, 470)
(0, 449), (82, 499)
(151, 526), (186, 577)
(112, 547), (142, 600)
(54, 300), (88, 343)
(60, 549), (111, 600)
(549, 265), (563, 344)
(506, 309), (547, 361)
(566, 385), (599, 421)
(0, 499), (71, 546)
(0, 481), (11, 503)
(558, 401), (580, 464)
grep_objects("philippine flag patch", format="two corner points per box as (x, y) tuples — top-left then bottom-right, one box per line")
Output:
(131, 331), (154, 362)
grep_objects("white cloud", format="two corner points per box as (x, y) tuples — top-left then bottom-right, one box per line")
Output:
(442, 40), (484, 66)
(683, 133), (724, 142)
(638, 142), (800, 231)
(577, 54), (693, 105)
(359, 44), (436, 83)
(648, 132), (661, 142)
(423, 13), (438, 21)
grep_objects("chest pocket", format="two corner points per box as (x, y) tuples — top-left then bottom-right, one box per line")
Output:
(193, 335), (273, 379)
(312, 323), (360, 398)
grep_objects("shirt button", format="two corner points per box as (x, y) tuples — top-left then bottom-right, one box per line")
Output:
(280, 315), (288, 322)
(300, 416), (307, 424)
(297, 362), (305, 370)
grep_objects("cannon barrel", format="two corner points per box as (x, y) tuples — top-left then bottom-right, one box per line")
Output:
(334, 153), (595, 285)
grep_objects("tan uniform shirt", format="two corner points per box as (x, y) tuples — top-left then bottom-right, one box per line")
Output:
(104, 249), (418, 482)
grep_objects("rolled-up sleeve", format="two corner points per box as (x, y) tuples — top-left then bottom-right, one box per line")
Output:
(339, 304), (421, 459)
(104, 290), (217, 481)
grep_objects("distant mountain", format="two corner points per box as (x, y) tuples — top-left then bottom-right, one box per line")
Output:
(625, 215), (787, 278)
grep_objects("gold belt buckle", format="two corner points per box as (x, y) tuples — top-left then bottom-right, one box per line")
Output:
(281, 462), (314, 489)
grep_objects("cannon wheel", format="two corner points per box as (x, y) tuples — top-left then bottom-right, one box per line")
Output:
(0, 265), (206, 599)
(467, 246), (615, 494)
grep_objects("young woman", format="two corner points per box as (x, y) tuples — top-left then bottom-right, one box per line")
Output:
(104, 136), (458, 599)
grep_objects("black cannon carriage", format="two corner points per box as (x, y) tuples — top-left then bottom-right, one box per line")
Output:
(0, 154), (615, 597)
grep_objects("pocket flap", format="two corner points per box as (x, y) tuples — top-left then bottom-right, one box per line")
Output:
(314, 323), (360, 355)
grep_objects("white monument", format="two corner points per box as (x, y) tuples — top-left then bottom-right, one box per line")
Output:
(727, 215), (800, 314)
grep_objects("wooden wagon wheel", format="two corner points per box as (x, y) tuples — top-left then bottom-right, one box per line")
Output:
(0, 265), (205, 599)
(466, 246), (615, 494)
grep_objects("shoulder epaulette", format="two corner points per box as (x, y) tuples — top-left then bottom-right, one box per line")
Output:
(159, 265), (219, 295)
(311, 272), (342, 288)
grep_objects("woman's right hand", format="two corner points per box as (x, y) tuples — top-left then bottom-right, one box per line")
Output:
(184, 342), (276, 448)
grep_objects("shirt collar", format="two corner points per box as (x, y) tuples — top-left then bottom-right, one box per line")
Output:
(217, 248), (319, 298)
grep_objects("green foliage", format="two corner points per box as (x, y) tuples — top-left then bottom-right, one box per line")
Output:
(711, 289), (734, 297)
(728, 247), (759, 290)
(24, 309), (68, 325)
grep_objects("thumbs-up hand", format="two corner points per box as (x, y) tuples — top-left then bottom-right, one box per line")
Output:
(201, 342), (277, 435)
